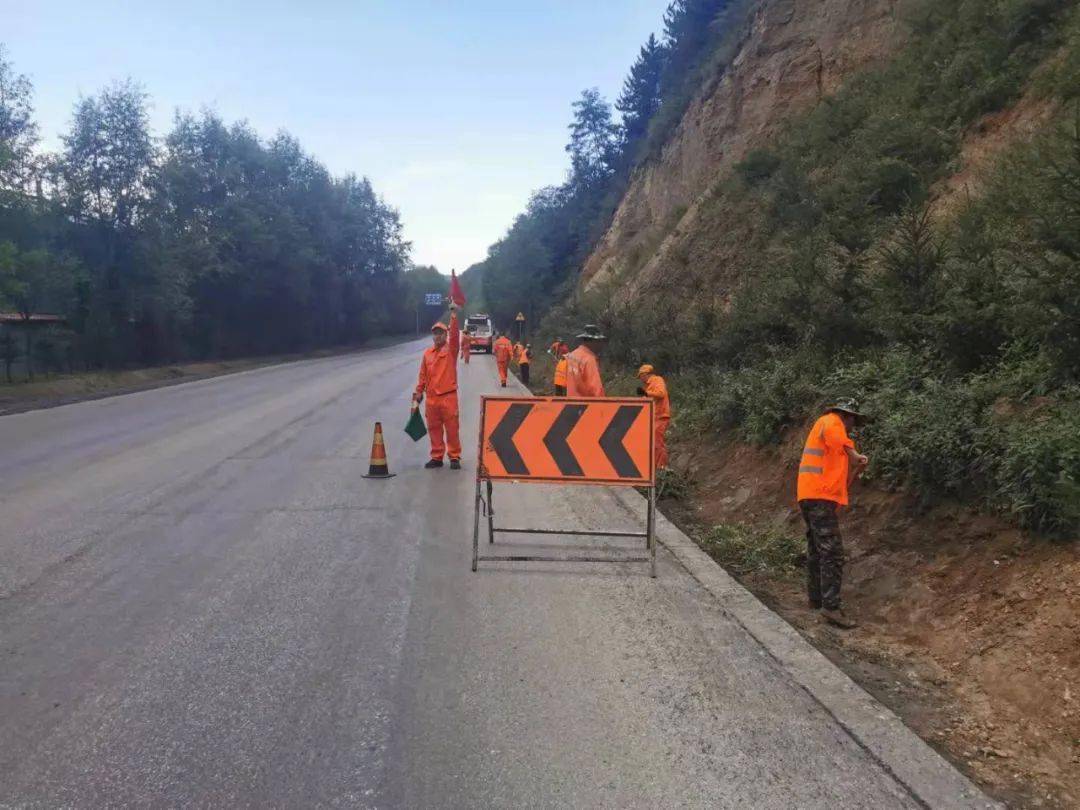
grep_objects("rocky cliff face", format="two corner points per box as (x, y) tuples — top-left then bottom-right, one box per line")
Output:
(582, 0), (903, 297)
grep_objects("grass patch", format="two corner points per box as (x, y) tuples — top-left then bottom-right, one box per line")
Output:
(698, 523), (804, 578)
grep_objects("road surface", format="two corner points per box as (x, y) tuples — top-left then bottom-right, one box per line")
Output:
(0, 339), (977, 807)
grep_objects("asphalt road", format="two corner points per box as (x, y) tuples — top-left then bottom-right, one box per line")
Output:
(0, 339), (949, 807)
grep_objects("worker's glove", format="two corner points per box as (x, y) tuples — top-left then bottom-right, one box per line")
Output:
(636, 387), (646, 397)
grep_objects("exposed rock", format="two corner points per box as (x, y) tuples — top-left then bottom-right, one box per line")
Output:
(582, 0), (903, 298)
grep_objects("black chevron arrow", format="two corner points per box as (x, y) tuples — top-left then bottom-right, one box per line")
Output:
(599, 405), (643, 479)
(543, 404), (586, 476)
(489, 403), (533, 476)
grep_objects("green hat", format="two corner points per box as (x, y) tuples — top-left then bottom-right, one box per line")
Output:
(576, 324), (608, 341)
(828, 400), (867, 422)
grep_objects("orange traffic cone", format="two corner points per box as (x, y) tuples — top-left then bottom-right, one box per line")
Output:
(362, 422), (396, 479)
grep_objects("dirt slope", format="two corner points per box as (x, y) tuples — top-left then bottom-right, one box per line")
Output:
(666, 432), (1079, 808)
(582, 0), (903, 297)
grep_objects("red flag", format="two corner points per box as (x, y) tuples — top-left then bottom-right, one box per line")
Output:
(449, 269), (466, 307)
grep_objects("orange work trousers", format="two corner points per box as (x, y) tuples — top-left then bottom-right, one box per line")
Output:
(461, 348), (470, 364)
(496, 359), (509, 384)
(655, 416), (670, 471)
(426, 393), (461, 461)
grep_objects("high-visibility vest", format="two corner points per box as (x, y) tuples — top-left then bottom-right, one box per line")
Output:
(554, 358), (568, 387)
(797, 412), (855, 506)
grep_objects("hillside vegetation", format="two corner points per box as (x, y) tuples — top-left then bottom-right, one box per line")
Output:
(553, 0), (1080, 536)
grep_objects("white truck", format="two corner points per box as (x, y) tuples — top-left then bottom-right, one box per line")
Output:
(465, 314), (494, 353)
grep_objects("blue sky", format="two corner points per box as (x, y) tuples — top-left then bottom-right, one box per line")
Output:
(3, 1), (670, 273)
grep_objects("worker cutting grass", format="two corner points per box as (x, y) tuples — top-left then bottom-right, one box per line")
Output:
(566, 325), (606, 397)
(797, 401), (869, 629)
(636, 364), (671, 471)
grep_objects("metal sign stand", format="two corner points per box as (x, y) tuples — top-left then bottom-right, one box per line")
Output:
(471, 478), (657, 577)
(472, 395), (657, 577)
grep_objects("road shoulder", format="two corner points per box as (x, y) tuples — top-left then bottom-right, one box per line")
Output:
(610, 485), (1001, 810)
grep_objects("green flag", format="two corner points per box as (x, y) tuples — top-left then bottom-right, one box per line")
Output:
(404, 406), (427, 442)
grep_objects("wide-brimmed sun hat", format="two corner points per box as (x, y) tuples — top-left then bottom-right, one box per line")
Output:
(576, 324), (608, 340)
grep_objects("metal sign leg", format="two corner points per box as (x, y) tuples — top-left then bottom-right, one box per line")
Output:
(472, 478), (482, 572)
(648, 485), (657, 579)
(486, 480), (495, 545)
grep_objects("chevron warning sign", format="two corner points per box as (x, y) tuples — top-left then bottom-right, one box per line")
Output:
(479, 396), (654, 486)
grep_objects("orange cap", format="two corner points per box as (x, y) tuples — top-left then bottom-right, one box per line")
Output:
(431, 321), (449, 333)
(637, 364), (654, 377)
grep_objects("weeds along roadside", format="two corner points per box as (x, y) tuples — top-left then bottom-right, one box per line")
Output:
(534, 0), (1080, 543)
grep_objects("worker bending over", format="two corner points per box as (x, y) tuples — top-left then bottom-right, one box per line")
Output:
(637, 364), (671, 471)
(796, 401), (870, 629)
(413, 306), (462, 470)
(566, 325), (606, 397)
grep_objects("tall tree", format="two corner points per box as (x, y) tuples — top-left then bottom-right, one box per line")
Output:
(56, 80), (156, 231)
(566, 88), (620, 190)
(0, 45), (39, 196)
(617, 34), (668, 149)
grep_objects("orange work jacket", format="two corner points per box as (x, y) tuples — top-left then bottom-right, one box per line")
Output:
(642, 374), (671, 420)
(566, 345), (605, 397)
(415, 312), (460, 398)
(493, 337), (513, 362)
(797, 412), (856, 506)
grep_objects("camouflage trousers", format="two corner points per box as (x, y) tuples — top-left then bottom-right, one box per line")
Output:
(799, 499), (845, 610)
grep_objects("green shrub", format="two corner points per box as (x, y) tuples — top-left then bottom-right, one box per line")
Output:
(699, 523), (804, 577)
(994, 401), (1080, 535)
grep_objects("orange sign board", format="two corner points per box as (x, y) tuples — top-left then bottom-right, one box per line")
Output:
(479, 396), (654, 486)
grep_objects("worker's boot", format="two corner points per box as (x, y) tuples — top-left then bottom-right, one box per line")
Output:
(424, 459), (444, 469)
(820, 607), (857, 629)
(450, 459), (461, 470)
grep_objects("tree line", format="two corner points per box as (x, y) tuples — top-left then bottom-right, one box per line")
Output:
(465, 0), (743, 328)
(0, 46), (419, 380)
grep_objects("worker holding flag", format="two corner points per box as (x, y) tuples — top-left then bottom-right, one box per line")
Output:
(412, 270), (467, 470)
(414, 306), (461, 469)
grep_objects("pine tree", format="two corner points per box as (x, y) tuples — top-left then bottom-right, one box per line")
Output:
(661, 0), (730, 96)
(566, 88), (620, 191)
(616, 34), (668, 149)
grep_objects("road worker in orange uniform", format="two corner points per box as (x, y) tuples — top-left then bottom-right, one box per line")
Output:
(553, 346), (569, 396)
(512, 341), (524, 367)
(493, 332), (513, 388)
(797, 401), (869, 629)
(636, 365), (671, 471)
(519, 343), (533, 386)
(460, 329), (472, 364)
(413, 307), (462, 470)
(566, 325), (606, 397)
